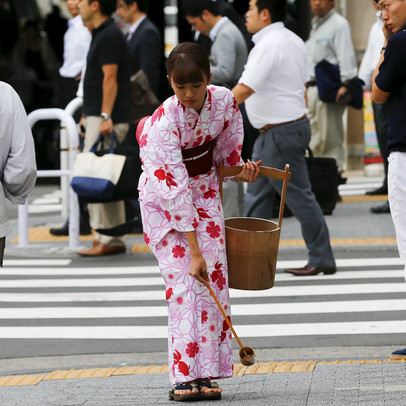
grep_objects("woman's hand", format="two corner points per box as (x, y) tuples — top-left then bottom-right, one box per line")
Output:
(189, 253), (209, 284)
(234, 159), (262, 183)
(185, 231), (208, 284)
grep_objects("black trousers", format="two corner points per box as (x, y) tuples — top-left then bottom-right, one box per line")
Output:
(372, 101), (389, 188)
(0, 237), (5, 267)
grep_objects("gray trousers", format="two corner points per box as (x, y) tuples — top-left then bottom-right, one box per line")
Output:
(0, 237), (5, 267)
(244, 118), (335, 268)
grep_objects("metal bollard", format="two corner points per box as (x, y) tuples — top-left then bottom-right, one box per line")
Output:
(18, 108), (81, 249)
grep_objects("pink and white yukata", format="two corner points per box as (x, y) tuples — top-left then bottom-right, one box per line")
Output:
(138, 86), (244, 385)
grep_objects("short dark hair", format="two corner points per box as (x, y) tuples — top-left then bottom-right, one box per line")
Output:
(182, 0), (220, 18)
(167, 42), (210, 84)
(89, 0), (116, 17)
(256, 0), (287, 23)
(122, 0), (149, 13)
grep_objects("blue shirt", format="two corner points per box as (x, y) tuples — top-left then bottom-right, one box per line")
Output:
(375, 31), (406, 154)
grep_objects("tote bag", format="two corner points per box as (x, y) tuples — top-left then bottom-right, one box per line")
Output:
(71, 134), (126, 200)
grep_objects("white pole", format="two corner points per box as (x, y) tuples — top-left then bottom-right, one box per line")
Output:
(26, 108), (81, 249)
(60, 98), (83, 219)
(18, 203), (29, 246)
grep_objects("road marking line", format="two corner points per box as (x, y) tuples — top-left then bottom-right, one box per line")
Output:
(340, 196), (388, 203)
(0, 321), (405, 339)
(0, 299), (405, 319)
(0, 270), (404, 288)
(279, 238), (397, 247)
(0, 283), (404, 302)
(2, 259), (72, 267)
(28, 205), (62, 214)
(0, 268), (402, 279)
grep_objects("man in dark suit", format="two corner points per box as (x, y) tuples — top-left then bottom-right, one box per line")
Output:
(116, 0), (161, 96)
(181, 0), (252, 53)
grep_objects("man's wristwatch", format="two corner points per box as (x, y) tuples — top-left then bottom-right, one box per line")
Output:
(100, 112), (111, 120)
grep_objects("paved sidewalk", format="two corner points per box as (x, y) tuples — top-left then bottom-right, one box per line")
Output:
(0, 360), (405, 405)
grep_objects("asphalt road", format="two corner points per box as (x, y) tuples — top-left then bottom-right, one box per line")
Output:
(1, 175), (404, 375)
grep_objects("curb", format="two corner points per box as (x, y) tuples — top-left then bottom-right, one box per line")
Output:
(0, 359), (404, 387)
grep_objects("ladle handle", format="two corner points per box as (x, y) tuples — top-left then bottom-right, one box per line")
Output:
(204, 281), (244, 350)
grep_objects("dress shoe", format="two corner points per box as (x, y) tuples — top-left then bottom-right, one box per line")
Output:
(370, 201), (390, 214)
(77, 243), (126, 257)
(365, 185), (388, 195)
(390, 348), (406, 360)
(284, 265), (337, 276)
(337, 174), (347, 185)
(50, 220), (92, 236)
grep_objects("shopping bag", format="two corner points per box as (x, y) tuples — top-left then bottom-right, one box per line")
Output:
(71, 134), (126, 200)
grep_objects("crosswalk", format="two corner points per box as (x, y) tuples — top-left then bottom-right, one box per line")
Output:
(0, 257), (404, 345)
(28, 190), (62, 214)
(338, 176), (383, 196)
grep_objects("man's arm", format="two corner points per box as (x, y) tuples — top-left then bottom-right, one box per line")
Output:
(100, 64), (118, 135)
(333, 20), (358, 104)
(138, 27), (162, 94)
(231, 83), (254, 105)
(371, 48), (391, 104)
(372, 23), (392, 104)
(3, 85), (37, 204)
(211, 30), (240, 85)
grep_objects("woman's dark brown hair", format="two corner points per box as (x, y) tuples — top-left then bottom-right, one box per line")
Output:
(166, 42), (210, 84)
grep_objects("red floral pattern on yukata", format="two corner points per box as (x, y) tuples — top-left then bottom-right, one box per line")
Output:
(138, 86), (244, 385)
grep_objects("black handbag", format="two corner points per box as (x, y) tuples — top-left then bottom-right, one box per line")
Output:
(85, 133), (142, 203)
(305, 148), (338, 215)
(315, 59), (364, 109)
(272, 149), (338, 218)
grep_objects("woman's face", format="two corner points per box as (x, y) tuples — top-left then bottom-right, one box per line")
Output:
(169, 71), (212, 113)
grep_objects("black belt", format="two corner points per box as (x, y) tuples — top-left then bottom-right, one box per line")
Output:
(307, 80), (317, 87)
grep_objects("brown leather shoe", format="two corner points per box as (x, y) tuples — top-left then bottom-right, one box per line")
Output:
(77, 243), (126, 257)
(284, 265), (336, 276)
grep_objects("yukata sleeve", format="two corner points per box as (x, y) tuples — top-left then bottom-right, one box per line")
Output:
(139, 108), (198, 233)
(212, 90), (244, 171)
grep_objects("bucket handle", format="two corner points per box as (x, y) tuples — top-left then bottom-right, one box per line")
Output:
(217, 163), (291, 228)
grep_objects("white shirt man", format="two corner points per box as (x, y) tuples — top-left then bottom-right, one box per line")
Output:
(232, 0), (336, 277)
(59, 14), (91, 79)
(359, 9), (389, 202)
(58, 0), (91, 108)
(358, 20), (385, 90)
(238, 21), (307, 128)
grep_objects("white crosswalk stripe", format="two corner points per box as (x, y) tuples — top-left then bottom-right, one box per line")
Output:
(338, 176), (384, 196)
(28, 191), (62, 214)
(0, 256), (404, 342)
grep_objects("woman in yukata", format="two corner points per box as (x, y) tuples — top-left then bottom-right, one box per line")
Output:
(137, 42), (261, 402)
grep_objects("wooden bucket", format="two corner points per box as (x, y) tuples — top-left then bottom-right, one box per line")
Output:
(218, 163), (291, 291)
(225, 217), (280, 290)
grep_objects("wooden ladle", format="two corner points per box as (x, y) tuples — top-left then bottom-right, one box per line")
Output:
(203, 281), (257, 367)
